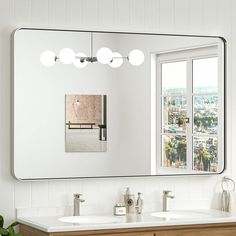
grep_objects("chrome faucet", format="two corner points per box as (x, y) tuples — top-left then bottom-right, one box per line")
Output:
(163, 190), (174, 212)
(73, 193), (85, 216)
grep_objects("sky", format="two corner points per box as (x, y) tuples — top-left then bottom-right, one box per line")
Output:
(162, 57), (218, 93)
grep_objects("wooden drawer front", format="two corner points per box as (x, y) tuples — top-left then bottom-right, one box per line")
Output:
(20, 223), (236, 236)
(155, 226), (236, 236)
(100, 233), (154, 236)
(20, 224), (154, 236)
(52, 233), (154, 236)
(20, 224), (48, 236)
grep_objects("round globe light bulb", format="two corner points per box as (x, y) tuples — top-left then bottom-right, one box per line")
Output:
(59, 48), (75, 64)
(128, 49), (144, 66)
(96, 47), (113, 64)
(40, 50), (56, 67)
(109, 52), (123, 68)
(73, 53), (88, 68)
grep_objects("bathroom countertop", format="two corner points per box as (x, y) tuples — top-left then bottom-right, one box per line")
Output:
(17, 209), (236, 233)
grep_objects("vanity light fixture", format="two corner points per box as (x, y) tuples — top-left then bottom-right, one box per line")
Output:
(40, 32), (144, 68)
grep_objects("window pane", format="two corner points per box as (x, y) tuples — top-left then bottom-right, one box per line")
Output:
(193, 137), (218, 172)
(162, 135), (187, 169)
(162, 61), (187, 95)
(193, 57), (218, 93)
(194, 95), (218, 134)
(162, 96), (187, 133)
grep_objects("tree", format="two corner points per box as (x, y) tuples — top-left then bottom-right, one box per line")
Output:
(196, 146), (211, 171)
(177, 139), (186, 164)
(165, 140), (174, 166)
(194, 115), (201, 130)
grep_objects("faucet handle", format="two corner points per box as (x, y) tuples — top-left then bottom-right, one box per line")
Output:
(74, 193), (85, 202)
(74, 193), (83, 198)
(163, 190), (172, 194)
(163, 190), (175, 199)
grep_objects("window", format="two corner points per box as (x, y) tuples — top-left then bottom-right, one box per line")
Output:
(154, 45), (224, 175)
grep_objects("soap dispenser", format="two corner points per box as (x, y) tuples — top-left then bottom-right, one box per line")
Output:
(124, 187), (136, 214)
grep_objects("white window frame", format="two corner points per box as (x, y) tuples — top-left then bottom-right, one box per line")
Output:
(151, 44), (225, 175)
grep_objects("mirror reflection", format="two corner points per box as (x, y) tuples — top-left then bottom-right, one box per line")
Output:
(13, 29), (225, 179)
(157, 46), (221, 173)
(65, 95), (107, 152)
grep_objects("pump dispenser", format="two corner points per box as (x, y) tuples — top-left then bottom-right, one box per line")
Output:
(124, 187), (136, 214)
(136, 192), (143, 214)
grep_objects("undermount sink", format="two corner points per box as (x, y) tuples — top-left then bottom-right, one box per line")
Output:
(58, 216), (123, 224)
(150, 210), (212, 220)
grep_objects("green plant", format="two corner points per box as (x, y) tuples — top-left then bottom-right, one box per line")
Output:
(0, 215), (23, 236)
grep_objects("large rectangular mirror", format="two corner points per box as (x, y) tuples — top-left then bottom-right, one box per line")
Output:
(12, 28), (225, 179)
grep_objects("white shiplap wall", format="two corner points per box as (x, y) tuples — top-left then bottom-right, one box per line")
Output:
(0, 0), (234, 223)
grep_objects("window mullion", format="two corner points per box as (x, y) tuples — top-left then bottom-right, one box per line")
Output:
(156, 60), (162, 171)
(187, 57), (193, 172)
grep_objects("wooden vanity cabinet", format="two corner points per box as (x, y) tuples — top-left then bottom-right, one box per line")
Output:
(19, 222), (236, 236)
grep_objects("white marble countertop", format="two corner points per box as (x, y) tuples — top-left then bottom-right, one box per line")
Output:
(18, 209), (236, 233)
